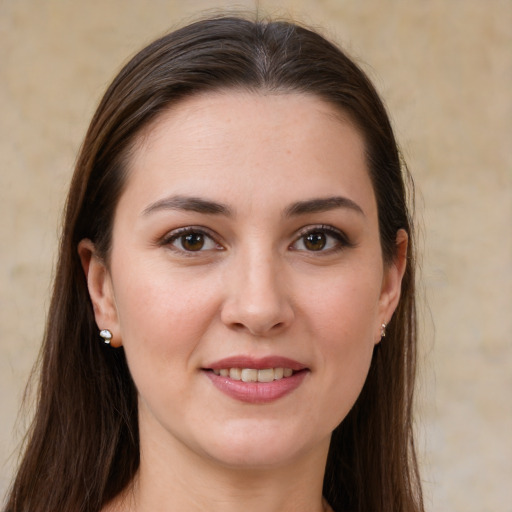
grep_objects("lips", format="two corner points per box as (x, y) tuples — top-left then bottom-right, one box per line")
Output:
(203, 356), (309, 404)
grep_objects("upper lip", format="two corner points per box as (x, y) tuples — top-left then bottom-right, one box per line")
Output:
(204, 356), (308, 371)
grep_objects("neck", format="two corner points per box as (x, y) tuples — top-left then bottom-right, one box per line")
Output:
(108, 420), (331, 512)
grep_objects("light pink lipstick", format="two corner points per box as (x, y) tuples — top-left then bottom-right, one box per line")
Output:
(203, 356), (309, 404)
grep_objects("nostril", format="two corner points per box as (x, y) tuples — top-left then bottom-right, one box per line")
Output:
(221, 295), (295, 336)
(228, 320), (286, 335)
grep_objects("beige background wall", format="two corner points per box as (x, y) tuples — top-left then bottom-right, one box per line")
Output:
(1, 1), (510, 510)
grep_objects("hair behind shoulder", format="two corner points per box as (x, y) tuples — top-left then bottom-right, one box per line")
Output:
(4, 14), (423, 512)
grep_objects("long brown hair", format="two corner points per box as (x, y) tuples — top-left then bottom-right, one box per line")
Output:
(4, 15), (423, 512)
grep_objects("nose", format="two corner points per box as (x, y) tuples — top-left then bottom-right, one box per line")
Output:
(220, 248), (295, 337)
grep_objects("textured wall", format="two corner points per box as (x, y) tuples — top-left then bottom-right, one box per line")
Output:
(1, 1), (510, 510)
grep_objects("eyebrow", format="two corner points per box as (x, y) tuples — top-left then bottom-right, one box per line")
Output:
(142, 195), (232, 216)
(142, 194), (364, 218)
(284, 196), (365, 217)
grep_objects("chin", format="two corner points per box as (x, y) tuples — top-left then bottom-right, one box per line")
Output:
(199, 419), (327, 470)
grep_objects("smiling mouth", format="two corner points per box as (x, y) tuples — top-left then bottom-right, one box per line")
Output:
(209, 367), (296, 383)
(204, 362), (308, 403)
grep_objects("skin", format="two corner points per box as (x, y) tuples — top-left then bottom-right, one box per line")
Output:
(79, 91), (407, 512)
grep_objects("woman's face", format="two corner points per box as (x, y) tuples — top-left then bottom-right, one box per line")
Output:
(83, 91), (405, 469)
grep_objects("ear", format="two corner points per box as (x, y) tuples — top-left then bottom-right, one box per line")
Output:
(376, 229), (408, 343)
(78, 239), (122, 347)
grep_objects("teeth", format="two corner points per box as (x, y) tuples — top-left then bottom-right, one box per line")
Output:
(212, 367), (295, 382)
(257, 368), (275, 382)
(241, 368), (258, 382)
(229, 368), (241, 380)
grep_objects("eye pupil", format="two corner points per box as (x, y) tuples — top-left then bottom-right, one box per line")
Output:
(304, 232), (326, 251)
(182, 233), (204, 251)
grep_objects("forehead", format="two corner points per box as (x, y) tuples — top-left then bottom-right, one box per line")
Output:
(135, 90), (359, 159)
(122, 90), (376, 218)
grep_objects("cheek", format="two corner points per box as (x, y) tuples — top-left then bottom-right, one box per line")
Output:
(302, 266), (382, 342)
(112, 269), (224, 431)
(112, 263), (220, 372)
(315, 313), (375, 429)
(299, 270), (380, 425)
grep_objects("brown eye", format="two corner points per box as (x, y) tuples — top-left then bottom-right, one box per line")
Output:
(291, 226), (349, 253)
(303, 232), (327, 251)
(166, 228), (221, 253)
(181, 233), (205, 251)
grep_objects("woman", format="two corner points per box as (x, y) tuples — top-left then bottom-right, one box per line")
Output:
(4, 15), (423, 512)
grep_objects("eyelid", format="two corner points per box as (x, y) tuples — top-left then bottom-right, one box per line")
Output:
(159, 224), (352, 254)
(161, 226), (224, 252)
(291, 224), (352, 252)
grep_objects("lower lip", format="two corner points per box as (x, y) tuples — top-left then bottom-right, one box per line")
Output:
(204, 370), (308, 404)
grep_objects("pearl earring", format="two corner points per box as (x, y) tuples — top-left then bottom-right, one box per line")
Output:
(99, 329), (113, 344)
(380, 323), (387, 338)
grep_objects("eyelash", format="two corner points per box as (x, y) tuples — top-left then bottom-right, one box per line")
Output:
(161, 225), (352, 255)
(162, 227), (223, 255)
(291, 225), (352, 253)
